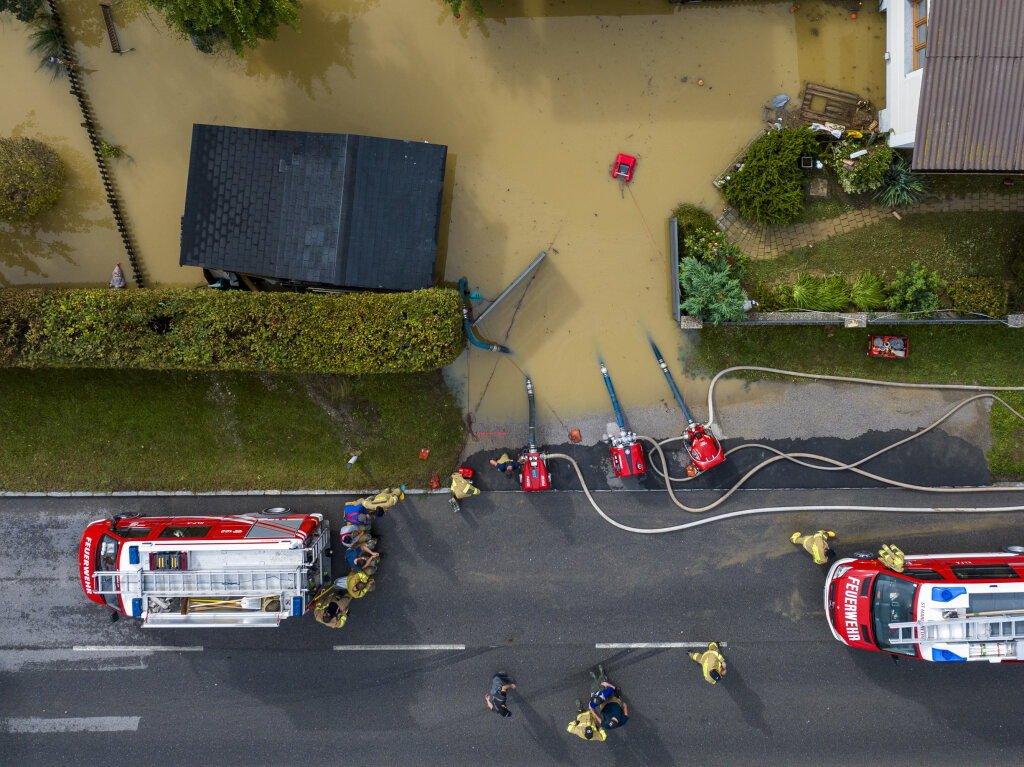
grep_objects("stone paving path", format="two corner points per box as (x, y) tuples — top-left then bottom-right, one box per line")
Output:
(717, 191), (1024, 259)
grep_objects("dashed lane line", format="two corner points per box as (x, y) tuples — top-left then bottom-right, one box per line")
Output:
(72, 645), (203, 652)
(595, 642), (729, 649)
(333, 644), (466, 651)
(0, 717), (141, 733)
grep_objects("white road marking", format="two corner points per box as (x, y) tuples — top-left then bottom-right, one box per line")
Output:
(595, 642), (729, 649)
(333, 644), (466, 651)
(72, 645), (203, 652)
(0, 649), (147, 672)
(0, 717), (141, 733)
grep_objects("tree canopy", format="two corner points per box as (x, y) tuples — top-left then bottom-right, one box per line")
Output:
(0, 137), (65, 223)
(0, 0), (43, 23)
(145, 0), (302, 56)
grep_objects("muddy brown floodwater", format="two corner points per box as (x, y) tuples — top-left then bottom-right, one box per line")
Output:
(1, 0), (884, 432)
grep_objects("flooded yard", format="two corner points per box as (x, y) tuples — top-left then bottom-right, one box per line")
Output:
(0, 0), (884, 428)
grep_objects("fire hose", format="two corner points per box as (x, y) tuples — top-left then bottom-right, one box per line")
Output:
(542, 369), (1024, 535)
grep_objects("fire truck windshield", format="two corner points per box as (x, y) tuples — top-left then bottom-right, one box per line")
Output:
(97, 535), (121, 609)
(871, 573), (918, 657)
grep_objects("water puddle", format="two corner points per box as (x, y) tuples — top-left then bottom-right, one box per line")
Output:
(1, 0), (884, 424)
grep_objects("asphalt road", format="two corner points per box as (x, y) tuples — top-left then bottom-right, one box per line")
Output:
(2, 489), (1024, 767)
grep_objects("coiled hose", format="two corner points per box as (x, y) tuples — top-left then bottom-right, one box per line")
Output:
(543, 369), (1024, 535)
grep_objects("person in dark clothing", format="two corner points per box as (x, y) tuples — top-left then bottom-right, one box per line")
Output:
(588, 666), (629, 730)
(485, 671), (516, 718)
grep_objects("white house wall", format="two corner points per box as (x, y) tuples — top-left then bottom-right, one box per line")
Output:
(878, 0), (924, 148)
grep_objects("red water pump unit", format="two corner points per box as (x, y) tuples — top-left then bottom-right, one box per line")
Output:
(650, 340), (724, 476)
(598, 359), (646, 477)
(519, 376), (550, 492)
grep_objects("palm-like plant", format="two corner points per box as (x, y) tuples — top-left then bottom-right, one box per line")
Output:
(817, 275), (852, 312)
(790, 273), (820, 310)
(28, 17), (65, 80)
(851, 271), (887, 311)
(875, 156), (928, 208)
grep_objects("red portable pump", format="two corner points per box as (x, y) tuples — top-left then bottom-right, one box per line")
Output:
(598, 359), (646, 477)
(519, 376), (550, 492)
(650, 340), (725, 476)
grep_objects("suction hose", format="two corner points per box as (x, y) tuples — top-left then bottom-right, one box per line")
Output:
(599, 359), (627, 432)
(458, 278), (511, 354)
(526, 376), (537, 450)
(649, 339), (694, 424)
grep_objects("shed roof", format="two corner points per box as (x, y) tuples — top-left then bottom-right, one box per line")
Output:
(913, 0), (1024, 171)
(180, 125), (447, 289)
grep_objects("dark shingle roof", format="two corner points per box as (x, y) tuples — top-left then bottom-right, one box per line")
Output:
(913, 0), (1024, 172)
(180, 125), (447, 289)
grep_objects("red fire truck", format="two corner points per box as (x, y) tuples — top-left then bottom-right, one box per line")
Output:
(79, 510), (331, 628)
(825, 547), (1024, 662)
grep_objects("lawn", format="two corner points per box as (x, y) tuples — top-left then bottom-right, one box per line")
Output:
(744, 211), (1024, 287)
(691, 324), (1024, 480)
(0, 370), (465, 492)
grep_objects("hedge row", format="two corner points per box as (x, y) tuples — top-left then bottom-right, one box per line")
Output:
(0, 288), (466, 372)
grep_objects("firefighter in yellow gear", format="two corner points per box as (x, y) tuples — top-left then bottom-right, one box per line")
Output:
(790, 530), (836, 565)
(567, 704), (607, 741)
(345, 570), (374, 598)
(878, 543), (906, 572)
(314, 594), (352, 628)
(360, 486), (405, 511)
(689, 642), (727, 684)
(450, 472), (480, 500)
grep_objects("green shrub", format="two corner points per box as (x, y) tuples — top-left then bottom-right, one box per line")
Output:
(851, 271), (887, 311)
(790, 273), (820, 310)
(817, 274), (852, 312)
(788, 274), (851, 312)
(750, 280), (792, 312)
(0, 136), (65, 222)
(885, 262), (945, 313)
(829, 138), (894, 194)
(721, 127), (819, 225)
(947, 277), (1009, 317)
(1011, 236), (1024, 286)
(874, 155), (928, 207)
(672, 203), (718, 257)
(679, 257), (747, 326)
(27, 17), (66, 80)
(683, 227), (737, 262)
(0, 288), (465, 372)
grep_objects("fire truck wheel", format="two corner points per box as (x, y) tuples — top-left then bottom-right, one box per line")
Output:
(852, 551), (875, 559)
(1002, 545), (1024, 555)
(261, 506), (292, 515)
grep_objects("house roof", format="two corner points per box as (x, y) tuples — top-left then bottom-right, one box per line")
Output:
(913, 0), (1024, 171)
(180, 125), (447, 289)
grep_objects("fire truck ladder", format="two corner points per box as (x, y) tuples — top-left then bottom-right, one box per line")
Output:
(888, 615), (1024, 644)
(94, 569), (304, 597)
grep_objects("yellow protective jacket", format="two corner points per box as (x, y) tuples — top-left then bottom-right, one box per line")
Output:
(346, 570), (372, 598)
(361, 487), (404, 510)
(567, 710), (607, 741)
(690, 645), (726, 684)
(450, 473), (480, 499)
(790, 530), (835, 565)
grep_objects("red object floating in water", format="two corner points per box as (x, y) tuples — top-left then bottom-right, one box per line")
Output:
(611, 153), (636, 183)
